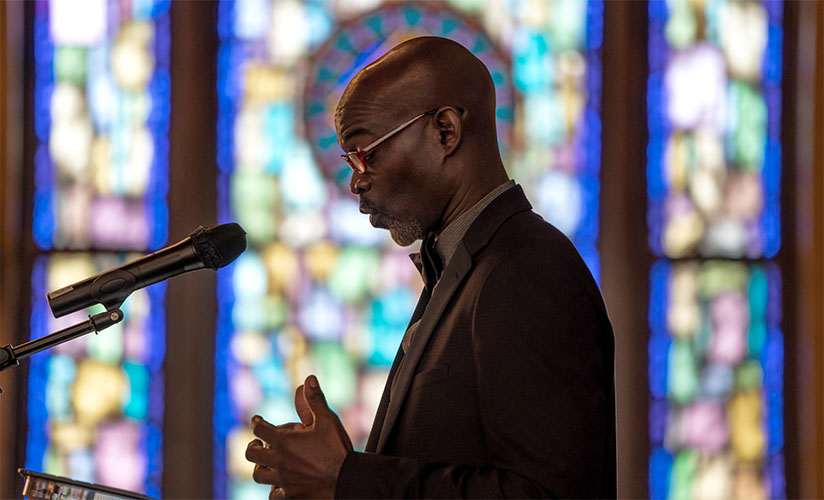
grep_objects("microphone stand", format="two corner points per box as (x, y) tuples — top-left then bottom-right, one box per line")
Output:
(0, 309), (124, 395)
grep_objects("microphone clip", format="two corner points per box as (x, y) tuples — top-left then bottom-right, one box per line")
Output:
(89, 269), (136, 312)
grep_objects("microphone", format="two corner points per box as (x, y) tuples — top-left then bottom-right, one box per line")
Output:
(47, 222), (247, 318)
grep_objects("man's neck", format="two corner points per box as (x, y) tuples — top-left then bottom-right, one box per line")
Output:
(436, 169), (509, 234)
(432, 179), (515, 270)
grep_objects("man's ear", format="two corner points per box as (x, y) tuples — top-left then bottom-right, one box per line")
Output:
(433, 106), (463, 157)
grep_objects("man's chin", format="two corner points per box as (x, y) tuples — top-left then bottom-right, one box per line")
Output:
(388, 223), (425, 247)
(366, 212), (422, 246)
(388, 229), (418, 247)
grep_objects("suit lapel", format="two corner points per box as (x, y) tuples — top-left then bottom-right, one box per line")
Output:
(364, 286), (431, 452)
(364, 345), (401, 452)
(373, 185), (533, 454)
(376, 244), (473, 453)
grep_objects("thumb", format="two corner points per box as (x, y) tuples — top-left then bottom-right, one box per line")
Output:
(303, 374), (331, 418)
(294, 385), (314, 428)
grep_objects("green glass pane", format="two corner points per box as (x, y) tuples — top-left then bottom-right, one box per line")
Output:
(327, 248), (380, 303)
(55, 46), (87, 84)
(735, 360), (763, 391)
(447, 0), (483, 13)
(699, 261), (749, 298)
(693, 310), (712, 358)
(730, 82), (767, 168)
(265, 295), (288, 330)
(233, 298), (268, 331)
(87, 322), (124, 364)
(665, 0), (697, 49)
(230, 172), (278, 244)
(670, 449), (698, 500)
(312, 342), (357, 409)
(44, 446), (65, 477)
(550, 0), (587, 50)
(668, 340), (697, 403)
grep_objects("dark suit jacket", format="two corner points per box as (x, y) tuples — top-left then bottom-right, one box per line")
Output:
(335, 186), (616, 498)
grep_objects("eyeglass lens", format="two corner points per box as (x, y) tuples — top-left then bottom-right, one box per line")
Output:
(345, 153), (366, 173)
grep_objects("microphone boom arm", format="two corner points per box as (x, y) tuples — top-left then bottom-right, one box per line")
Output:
(0, 308), (124, 373)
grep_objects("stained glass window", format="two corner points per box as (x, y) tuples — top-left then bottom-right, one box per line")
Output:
(215, 0), (602, 497)
(646, 0), (784, 497)
(26, 0), (170, 496)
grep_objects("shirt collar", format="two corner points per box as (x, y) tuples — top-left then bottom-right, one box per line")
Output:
(434, 179), (515, 269)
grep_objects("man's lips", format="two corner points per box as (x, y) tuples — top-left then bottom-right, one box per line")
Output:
(359, 198), (389, 228)
(358, 198), (370, 214)
(359, 197), (380, 216)
(369, 213), (387, 228)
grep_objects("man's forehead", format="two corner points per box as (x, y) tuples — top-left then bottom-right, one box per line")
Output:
(336, 94), (397, 145)
(335, 60), (422, 143)
(338, 124), (373, 147)
(336, 106), (374, 146)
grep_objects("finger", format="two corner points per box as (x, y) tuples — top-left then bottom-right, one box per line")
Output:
(251, 415), (282, 443)
(277, 422), (305, 432)
(294, 384), (314, 427)
(245, 439), (275, 466)
(269, 486), (286, 499)
(252, 464), (280, 485)
(302, 374), (331, 420)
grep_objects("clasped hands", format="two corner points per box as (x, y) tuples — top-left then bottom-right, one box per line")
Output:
(246, 375), (354, 499)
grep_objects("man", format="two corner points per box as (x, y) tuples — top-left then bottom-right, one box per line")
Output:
(246, 36), (616, 498)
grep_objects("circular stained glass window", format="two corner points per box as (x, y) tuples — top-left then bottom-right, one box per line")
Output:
(304, 2), (514, 187)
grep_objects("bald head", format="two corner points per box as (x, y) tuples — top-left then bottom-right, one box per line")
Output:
(335, 37), (509, 244)
(335, 36), (498, 147)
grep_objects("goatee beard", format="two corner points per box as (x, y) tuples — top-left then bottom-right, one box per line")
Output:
(361, 197), (424, 247)
(388, 221), (425, 247)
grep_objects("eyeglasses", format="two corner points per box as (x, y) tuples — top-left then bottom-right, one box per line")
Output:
(341, 109), (438, 174)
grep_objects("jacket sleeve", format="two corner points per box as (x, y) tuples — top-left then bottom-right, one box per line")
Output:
(335, 248), (615, 498)
(334, 449), (552, 498)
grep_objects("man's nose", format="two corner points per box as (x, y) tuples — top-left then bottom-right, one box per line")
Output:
(350, 171), (371, 195)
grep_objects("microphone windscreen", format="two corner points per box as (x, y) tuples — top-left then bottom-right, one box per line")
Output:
(190, 223), (247, 269)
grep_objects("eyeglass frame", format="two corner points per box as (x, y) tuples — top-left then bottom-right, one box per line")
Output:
(340, 108), (439, 174)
